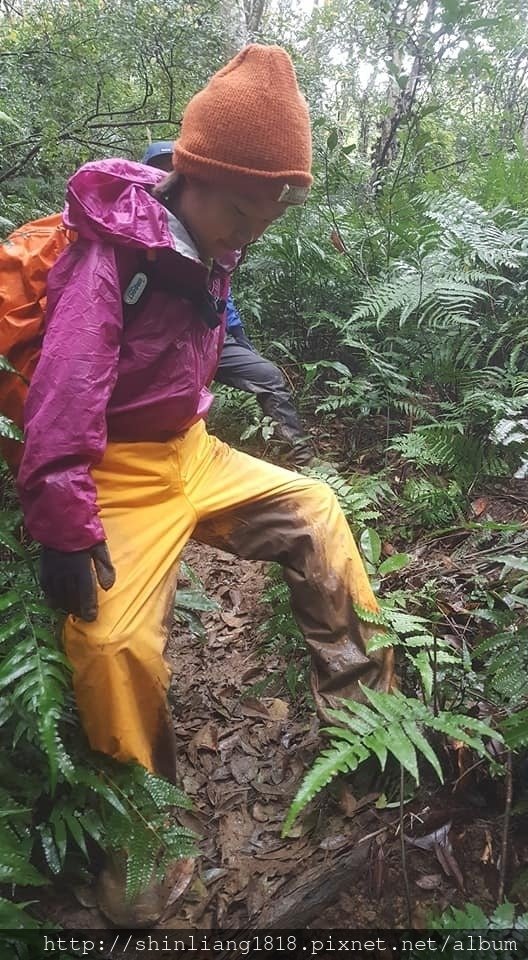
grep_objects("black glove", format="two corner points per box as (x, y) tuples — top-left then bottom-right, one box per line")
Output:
(40, 542), (116, 622)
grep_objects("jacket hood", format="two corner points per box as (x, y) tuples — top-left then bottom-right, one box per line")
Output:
(63, 158), (186, 253)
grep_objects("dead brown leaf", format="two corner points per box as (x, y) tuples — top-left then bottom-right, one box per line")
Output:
(240, 665), (264, 684)
(210, 763), (232, 782)
(238, 736), (261, 758)
(434, 841), (465, 891)
(471, 496), (490, 517)
(218, 730), (242, 759)
(228, 587), (242, 609)
(480, 829), (494, 864)
(370, 836), (386, 901)
(269, 754), (289, 784)
(185, 875), (208, 903)
(283, 809), (319, 840)
(211, 784), (250, 814)
(405, 821), (451, 851)
(264, 698), (289, 721)
(415, 873), (443, 891)
(218, 809), (255, 868)
(255, 839), (311, 861)
(181, 773), (207, 796)
(252, 778), (298, 798)
(245, 874), (270, 918)
(202, 868), (229, 886)
(252, 802), (270, 823)
(319, 834), (351, 851)
(191, 722), (218, 753)
(230, 754), (259, 784)
(220, 611), (249, 628)
(239, 697), (272, 719)
(159, 858), (196, 922)
(176, 810), (207, 836)
(338, 784), (359, 817)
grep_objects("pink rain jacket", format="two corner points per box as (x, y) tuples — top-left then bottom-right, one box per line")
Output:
(18, 159), (233, 551)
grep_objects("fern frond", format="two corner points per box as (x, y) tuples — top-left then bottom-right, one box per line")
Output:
(124, 820), (196, 900)
(0, 414), (23, 442)
(0, 607), (71, 790)
(0, 825), (48, 886)
(282, 740), (370, 836)
(126, 830), (158, 901)
(352, 603), (387, 625)
(500, 709), (528, 750)
(283, 688), (499, 835)
(474, 628), (528, 705)
(0, 897), (41, 928)
(430, 898), (528, 930)
(134, 768), (193, 811)
(425, 193), (528, 269)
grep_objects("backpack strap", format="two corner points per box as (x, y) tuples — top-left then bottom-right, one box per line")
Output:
(121, 250), (225, 329)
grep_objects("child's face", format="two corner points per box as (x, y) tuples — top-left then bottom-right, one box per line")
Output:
(177, 180), (290, 261)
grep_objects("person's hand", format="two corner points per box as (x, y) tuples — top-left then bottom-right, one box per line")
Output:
(40, 542), (116, 622)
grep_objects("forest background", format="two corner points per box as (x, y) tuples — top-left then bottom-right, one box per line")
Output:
(1, 0), (528, 937)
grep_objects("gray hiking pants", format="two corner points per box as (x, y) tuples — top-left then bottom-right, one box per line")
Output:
(215, 332), (314, 465)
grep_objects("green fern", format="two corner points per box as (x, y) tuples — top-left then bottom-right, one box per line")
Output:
(260, 563), (305, 685)
(430, 899), (528, 930)
(282, 687), (498, 835)
(500, 709), (528, 750)
(425, 193), (528, 270)
(352, 602), (387, 625)
(402, 476), (465, 526)
(0, 578), (71, 791)
(305, 468), (391, 529)
(0, 415), (23, 442)
(349, 193), (528, 337)
(0, 823), (48, 886)
(0, 899), (41, 929)
(474, 627), (528, 705)
(174, 561), (219, 640)
(350, 263), (489, 330)
(358, 594), (462, 705)
(99, 764), (195, 900)
(394, 420), (510, 488)
(0, 466), (196, 924)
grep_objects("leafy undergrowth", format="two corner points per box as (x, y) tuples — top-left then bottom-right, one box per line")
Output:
(2, 393), (527, 930)
(2, 316), (528, 933)
(32, 504), (528, 929)
(0, 457), (196, 930)
(2, 378), (528, 931)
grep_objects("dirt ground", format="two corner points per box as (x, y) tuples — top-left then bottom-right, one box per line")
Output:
(38, 482), (528, 932)
(158, 539), (528, 930)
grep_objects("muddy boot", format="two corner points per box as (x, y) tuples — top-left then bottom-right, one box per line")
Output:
(287, 448), (344, 475)
(274, 435), (316, 470)
(96, 851), (195, 927)
(302, 455), (342, 474)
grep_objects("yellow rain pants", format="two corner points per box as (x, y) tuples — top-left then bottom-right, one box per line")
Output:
(64, 421), (394, 781)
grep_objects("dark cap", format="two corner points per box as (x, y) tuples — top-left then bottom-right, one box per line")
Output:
(141, 141), (174, 165)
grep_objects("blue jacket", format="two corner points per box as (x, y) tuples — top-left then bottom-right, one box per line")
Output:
(225, 293), (243, 330)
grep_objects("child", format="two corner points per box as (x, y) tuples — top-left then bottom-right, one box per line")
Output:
(142, 140), (316, 466)
(18, 45), (394, 787)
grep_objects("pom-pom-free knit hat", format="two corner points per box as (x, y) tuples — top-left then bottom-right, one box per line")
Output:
(173, 44), (312, 204)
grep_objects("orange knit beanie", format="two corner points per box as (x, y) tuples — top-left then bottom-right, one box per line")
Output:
(173, 44), (312, 204)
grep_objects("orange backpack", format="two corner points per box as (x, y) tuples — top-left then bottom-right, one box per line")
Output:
(0, 213), (74, 470)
